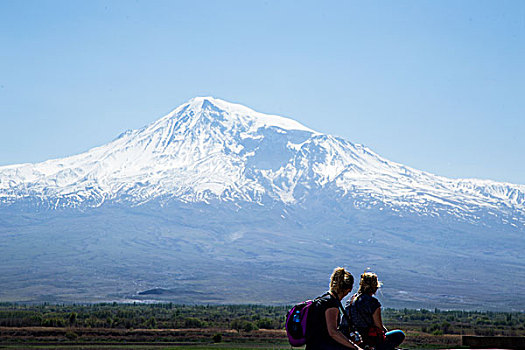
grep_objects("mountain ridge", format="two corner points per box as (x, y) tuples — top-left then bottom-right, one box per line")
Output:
(1, 97), (523, 226)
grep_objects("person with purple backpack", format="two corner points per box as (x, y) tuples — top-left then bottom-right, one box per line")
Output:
(305, 267), (364, 350)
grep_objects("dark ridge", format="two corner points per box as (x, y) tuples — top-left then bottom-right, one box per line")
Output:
(138, 288), (173, 295)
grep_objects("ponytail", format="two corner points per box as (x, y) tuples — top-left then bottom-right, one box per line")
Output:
(329, 267), (354, 296)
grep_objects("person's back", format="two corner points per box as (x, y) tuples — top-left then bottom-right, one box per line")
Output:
(305, 267), (362, 350)
(349, 293), (381, 335)
(345, 272), (405, 350)
(306, 293), (341, 349)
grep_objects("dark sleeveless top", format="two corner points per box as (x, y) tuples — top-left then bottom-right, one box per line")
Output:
(306, 293), (347, 350)
(347, 293), (381, 333)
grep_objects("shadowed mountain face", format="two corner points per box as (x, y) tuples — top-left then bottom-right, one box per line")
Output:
(0, 97), (523, 310)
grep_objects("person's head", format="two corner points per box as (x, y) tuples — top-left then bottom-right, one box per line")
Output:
(358, 271), (381, 295)
(329, 267), (354, 298)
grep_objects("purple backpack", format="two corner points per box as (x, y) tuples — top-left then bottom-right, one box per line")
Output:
(285, 292), (329, 346)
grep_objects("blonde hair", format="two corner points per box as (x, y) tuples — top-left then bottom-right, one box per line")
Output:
(329, 267), (354, 296)
(358, 271), (381, 295)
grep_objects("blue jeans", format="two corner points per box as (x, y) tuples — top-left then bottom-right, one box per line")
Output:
(376, 330), (405, 350)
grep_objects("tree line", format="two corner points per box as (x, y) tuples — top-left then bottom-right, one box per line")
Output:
(0, 303), (284, 332)
(0, 303), (523, 336)
(383, 307), (524, 336)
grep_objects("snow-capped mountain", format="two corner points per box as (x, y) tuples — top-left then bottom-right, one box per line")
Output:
(1, 97), (524, 226)
(1, 97), (523, 309)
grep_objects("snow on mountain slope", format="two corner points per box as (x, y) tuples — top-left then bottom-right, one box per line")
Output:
(0, 97), (524, 225)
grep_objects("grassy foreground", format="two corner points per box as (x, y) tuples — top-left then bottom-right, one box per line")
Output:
(0, 326), (488, 349)
(0, 344), (293, 350)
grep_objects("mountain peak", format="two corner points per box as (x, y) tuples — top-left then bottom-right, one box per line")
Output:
(181, 96), (249, 114)
(188, 96), (220, 104)
(186, 96), (221, 110)
(173, 96), (316, 134)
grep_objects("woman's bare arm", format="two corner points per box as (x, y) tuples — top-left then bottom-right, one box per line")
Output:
(372, 307), (388, 332)
(325, 308), (362, 350)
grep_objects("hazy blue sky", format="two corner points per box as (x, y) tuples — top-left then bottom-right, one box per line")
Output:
(1, 1), (524, 184)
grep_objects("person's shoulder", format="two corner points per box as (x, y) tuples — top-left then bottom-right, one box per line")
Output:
(329, 295), (340, 307)
(321, 293), (339, 307)
(358, 293), (371, 302)
(314, 293), (337, 312)
(317, 292), (330, 300)
(362, 293), (378, 302)
(315, 292), (333, 305)
(359, 293), (381, 308)
(370, 295), (381, 308)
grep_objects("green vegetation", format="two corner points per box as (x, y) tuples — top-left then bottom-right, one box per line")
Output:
(382, 307), (525, 336)
(0, 303), (523, 349)
(0, 302), (522, 336)
(0, 302), (286, 330)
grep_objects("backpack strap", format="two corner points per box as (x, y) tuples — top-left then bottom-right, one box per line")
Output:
(329, 291), (351, 325)
(319, 291), (331, 300)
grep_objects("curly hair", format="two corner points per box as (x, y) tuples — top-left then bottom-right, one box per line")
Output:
(358, 272), (381, 295)
(329, 267), (354, 296)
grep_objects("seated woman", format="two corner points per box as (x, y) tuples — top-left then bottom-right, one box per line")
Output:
(306, 267), (363, 350)
(346, 272), (405, 350)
